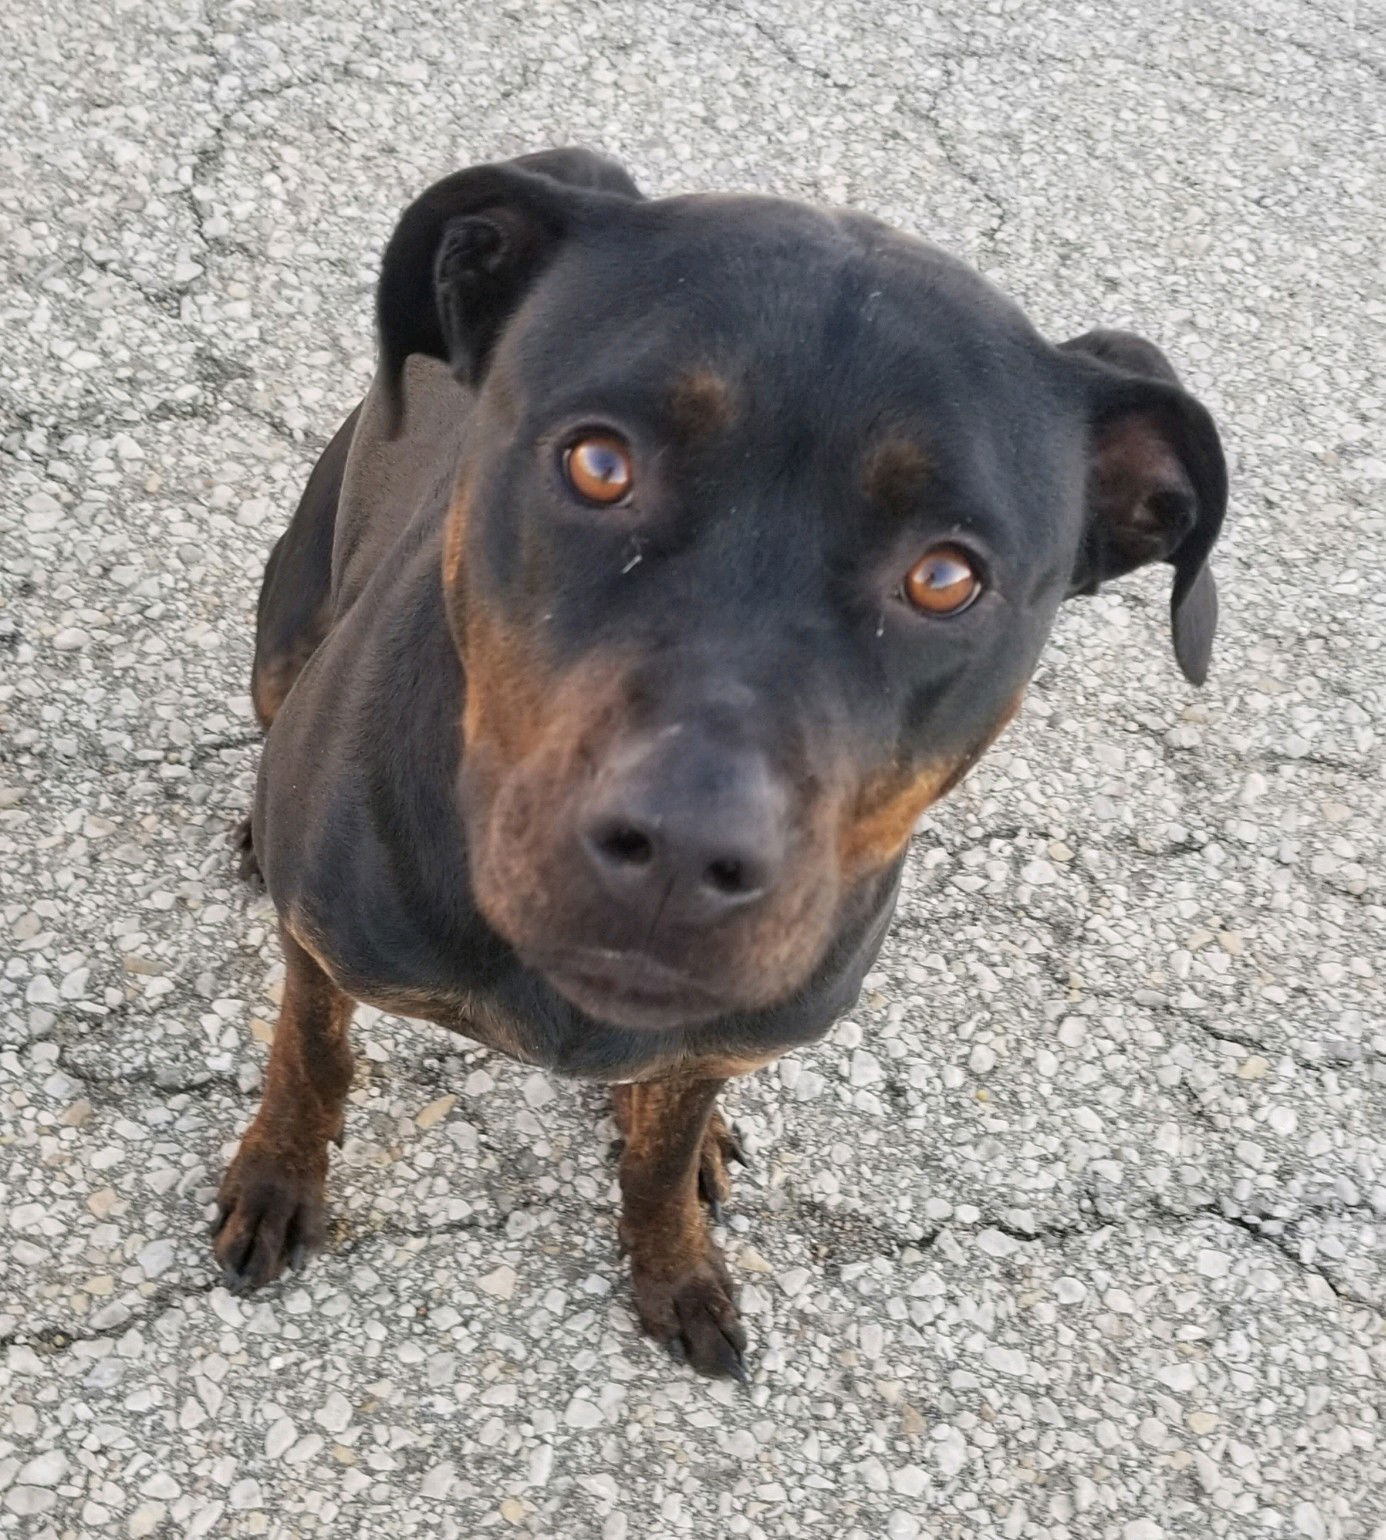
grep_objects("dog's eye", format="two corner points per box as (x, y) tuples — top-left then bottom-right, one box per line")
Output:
(564, 434), (633, 505)
(903, 545), (983, 616)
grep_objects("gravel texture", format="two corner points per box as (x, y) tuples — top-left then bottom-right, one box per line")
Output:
(2, 1), (1384, 1536)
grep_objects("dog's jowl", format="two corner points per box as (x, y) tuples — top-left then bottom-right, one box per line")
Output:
(214, 147), (1227, 1379)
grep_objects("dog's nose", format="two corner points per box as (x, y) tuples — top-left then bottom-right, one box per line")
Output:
(580, 738), (790, 927)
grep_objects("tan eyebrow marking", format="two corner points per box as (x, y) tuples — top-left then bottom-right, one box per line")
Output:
(668, 368), (735, 439)
(862, 435), (933, 507)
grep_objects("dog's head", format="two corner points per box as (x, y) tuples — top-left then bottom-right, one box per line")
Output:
(377, 150), (1227, 1030)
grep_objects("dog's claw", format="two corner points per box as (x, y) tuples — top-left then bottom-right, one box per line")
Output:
(696, 1161), (728, 1217)
(232, 815), (264, 888)
(694, 1312), (749, 1382)
(725, 1125), (751, 1169)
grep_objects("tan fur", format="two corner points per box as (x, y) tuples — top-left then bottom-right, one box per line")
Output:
(669, 368), (735, 439)
(838, 688), (1027, 873)
(614, 1077), (722, 1276)
(460, 608), (558, 768)
(838, 760), (960, 872)
(250, 605), (330, 729)
(862, 434), (933, 507)
(213, 929), (355, 1287)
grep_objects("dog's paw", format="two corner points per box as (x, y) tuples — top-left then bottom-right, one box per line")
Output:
(212, 1143), (326, 1293)
(631, 1245), (748, 1381)
(231, 815), (263, 888)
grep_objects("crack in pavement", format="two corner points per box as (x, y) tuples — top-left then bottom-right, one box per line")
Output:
(1211, 1208), (1381, 1314)
(916, 59), (1009, 252)
(187, 731), (261, 766)
(792, 1172), (1383, 1314)
(1216, 7), (1386, 84)
(0, 346), (312, 450)
(2, 1276), (220, 1358)
(955, 1199), (1384, 1315)
(7, 1189), (1375, 1369)
(714, 1), (1011, 252)
(55, 1050), (237, 1100)
(331, 1205), (523, 1263)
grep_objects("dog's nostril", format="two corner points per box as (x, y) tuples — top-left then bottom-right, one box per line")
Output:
(704, 857), (751, 896)
(595, 823), (655, 869)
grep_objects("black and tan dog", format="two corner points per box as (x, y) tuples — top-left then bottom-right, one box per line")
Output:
(214, 148), (1226, 1378)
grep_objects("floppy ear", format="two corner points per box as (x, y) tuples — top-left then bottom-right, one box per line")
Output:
(376, 148), (642, 434)
(1058, 328), (1228, 686)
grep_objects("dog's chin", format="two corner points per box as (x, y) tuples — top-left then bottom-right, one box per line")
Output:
(523, 946), (740, 1032)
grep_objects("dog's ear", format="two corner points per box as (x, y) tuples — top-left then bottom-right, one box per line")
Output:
(376, 149), (642, 433)
(1058, 328), (1228, 686)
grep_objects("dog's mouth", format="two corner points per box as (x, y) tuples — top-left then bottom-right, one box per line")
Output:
(525, 945), (729, 1030)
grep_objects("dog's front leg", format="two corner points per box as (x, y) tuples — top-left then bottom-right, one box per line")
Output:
(613, 1075), (748, 1380)
(213, 928), (354, 1291)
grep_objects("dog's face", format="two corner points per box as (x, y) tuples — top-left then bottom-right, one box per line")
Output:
(377, 152), (1226, 1030)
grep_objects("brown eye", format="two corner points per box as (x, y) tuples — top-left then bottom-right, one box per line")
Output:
(564, 434), (633, 504)
(903, 544), (983, 615)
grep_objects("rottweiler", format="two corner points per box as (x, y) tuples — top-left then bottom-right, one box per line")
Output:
(214, 148), (1226, 1379)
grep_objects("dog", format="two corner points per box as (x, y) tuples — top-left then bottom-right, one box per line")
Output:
(214, 147), (1227, 1379)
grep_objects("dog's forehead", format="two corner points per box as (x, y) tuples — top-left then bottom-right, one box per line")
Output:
(509, 192), (1053, 422)
(609, 191), (1007, 302)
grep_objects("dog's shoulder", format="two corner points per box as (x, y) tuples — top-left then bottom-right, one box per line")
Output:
(331, 354), (471, 614)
